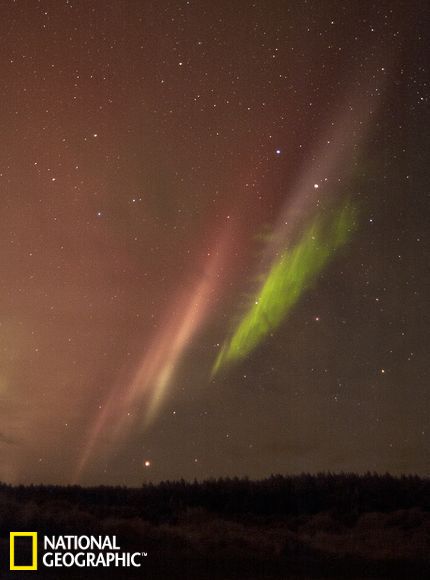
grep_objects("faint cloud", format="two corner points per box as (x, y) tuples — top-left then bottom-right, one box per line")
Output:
(0, 431), (17, 446)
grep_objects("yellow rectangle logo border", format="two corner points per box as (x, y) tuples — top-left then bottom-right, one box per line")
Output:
(10, 532), (38, 570)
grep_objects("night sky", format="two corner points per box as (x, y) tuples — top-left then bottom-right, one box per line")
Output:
(0, 1), (428, 485)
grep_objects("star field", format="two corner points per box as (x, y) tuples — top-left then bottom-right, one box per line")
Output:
(0, 0), (428, 485)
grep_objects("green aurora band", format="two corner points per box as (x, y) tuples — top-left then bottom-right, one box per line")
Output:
(213, 202), (357, 374)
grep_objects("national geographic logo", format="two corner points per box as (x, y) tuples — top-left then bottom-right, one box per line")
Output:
(8, 533), (147, 571)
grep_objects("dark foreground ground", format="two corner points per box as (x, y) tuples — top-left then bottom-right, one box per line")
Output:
(0, 473), (429, 579)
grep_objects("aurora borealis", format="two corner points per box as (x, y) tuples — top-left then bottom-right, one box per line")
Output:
(0, 1), (428, 485)
(213, 203), (357, 374)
